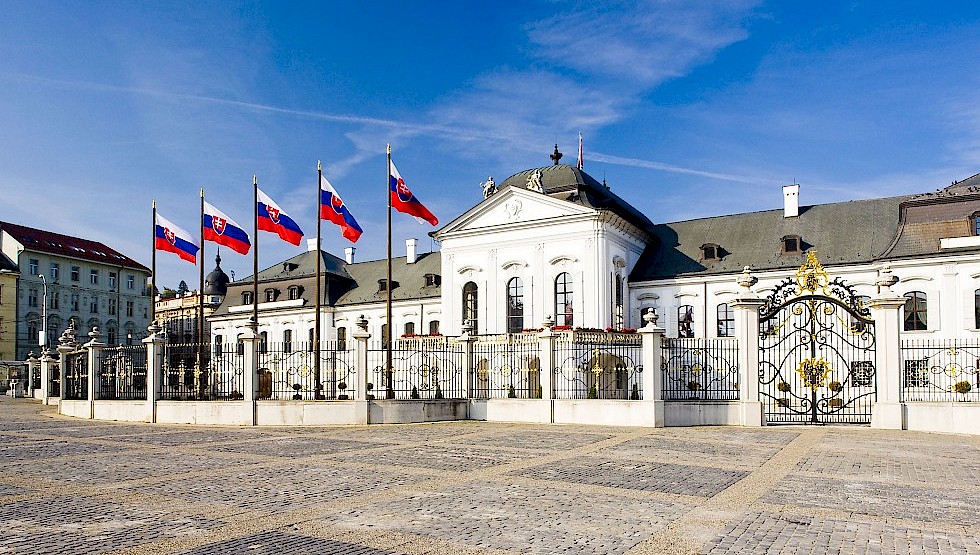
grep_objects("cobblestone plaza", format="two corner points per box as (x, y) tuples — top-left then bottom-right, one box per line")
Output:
(1, 397), (978, 555)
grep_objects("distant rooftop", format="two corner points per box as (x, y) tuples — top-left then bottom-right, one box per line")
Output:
(0, 220), (149, 272)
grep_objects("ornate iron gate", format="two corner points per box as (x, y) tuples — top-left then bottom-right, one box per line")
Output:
(759, 253), (876, 424)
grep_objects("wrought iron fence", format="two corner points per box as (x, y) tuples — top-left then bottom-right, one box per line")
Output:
(48, 360), (60, 397)
(62, 349), (88, 400)
(368, 337), (465, 399)
(31, 365), (41, 390)
(472, 333), (542, 399)
(553, 331), (642, 400)
(160, 343), (244, 400)
(901, 339), (980, 402)
(97, 345), (148, 400)
(257, 341), (355, 400)
(661, 338), (739, 400)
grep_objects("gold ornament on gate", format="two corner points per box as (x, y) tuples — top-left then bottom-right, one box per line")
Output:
(795, 251), (829, 294)
(796, 357), (832, 391)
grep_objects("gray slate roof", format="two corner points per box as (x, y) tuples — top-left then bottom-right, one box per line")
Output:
(497, 164), (655, 234)
(631, 195), (912, 281)
(336, 252), (441, 306)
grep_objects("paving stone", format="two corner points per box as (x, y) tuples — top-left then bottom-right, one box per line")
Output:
(181, 530), (397, 554)
(703, 511), (980, 554)
(515, 455), (747, 497)
(0, 438), (126, 461)
(456, 430), (613, 451)
(207, 437), (387, 458)
(606, 435), (781, 469)
(328, 444), (527, 471)
(4, 450), (245, 485)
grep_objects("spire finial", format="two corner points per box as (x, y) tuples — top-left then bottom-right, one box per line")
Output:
(550, 144), (563, 165)
(215, 250), (222, 267)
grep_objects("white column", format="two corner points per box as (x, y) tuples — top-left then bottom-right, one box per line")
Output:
(239, 328), (259, 426)
(639, 311), (665, 427)
(537, 325), (556, 401)
(143, 323), (164, 423)
(730, 267), (765, 427)
(84, 328), (105, 420)
(26, 353), (39, 398)
(40, 350), (54, 405)
(352, 316), (370, 424)
(459, 332), (476, 399)
(870, 266), (905, 429)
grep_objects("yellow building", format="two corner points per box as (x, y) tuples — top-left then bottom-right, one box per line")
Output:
(0, 253), (19, 361)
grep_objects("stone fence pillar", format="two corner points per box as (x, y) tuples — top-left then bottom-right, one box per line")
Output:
(239, 328), (259, 426)
(26, 353), (39, 398)
(870, 266), (905, 430)
(639, 310), (665, 426)
(352, 315), (370, 424)
(84, 328), (105, 419)
(40, 350), (55, 405)
(143, 323), (164, 423)
(459, 331), (476, 399)
(730, 267), (765, 427)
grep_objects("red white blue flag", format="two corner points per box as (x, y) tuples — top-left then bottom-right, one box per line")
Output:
(203, 201), (251, 255)
(154, 213), (199, 264)
(257, 188), (304, 246)
(389, 159), (438, 226)
(319, 174), (363, 243)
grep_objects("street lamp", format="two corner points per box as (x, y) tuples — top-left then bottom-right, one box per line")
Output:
(38, 274), (47, 348)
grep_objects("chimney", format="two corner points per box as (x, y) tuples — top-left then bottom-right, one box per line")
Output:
(344, 247), (355, 264)
(406, 238), (418, 264)
(306, 238), (319, 252)
(783, 184), (800, 218)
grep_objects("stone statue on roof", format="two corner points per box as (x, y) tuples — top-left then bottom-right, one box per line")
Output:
(481, 176), (496, 199)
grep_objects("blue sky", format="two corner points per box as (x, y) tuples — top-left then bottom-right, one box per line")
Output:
(2, 1), (980, 288)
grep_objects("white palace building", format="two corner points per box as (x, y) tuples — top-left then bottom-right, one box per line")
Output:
(30, 152), (980, 435)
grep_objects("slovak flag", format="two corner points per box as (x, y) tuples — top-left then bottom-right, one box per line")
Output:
(257, 188), (304, 246)
(203, 201), (251, 255)
(389, 160), (438, 226)
(155, 213), (199, 264)
(319, 174), (363, 242)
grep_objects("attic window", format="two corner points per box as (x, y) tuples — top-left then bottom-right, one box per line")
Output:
(242, 291), (254, 305)
(287, 285), (302, 300)
(423, 273), (441, 287)
(283, 262), (298, 272)
(378, 279), (389, 292)
(701, 243), (721, 261)
(782, 235), (802, 254)
(973, 212), (980, 236)
(264, 288), (278, 302)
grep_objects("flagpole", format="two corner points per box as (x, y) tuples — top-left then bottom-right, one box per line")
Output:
(314, 161), (322, 399)
(385, 144), (394, 399)
(198, 188), (205, 398)
(251, 176), (259, 333)
(151, 200), (157, 328)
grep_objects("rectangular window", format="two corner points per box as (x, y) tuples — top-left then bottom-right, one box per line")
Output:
(678, 305), (695, 338)
(126, 301), (134, 317)
(90, 297), (99, 313)
(108, 298), (117, 316)
(716, 303), (734, 337)
(109, 272), (117, 288)
(70, 294), (79, 312)
(283, 329), (292, 353)
(28, 258), (38, 275)
(429, 320), (440, 335)
(90, 269), (99, 285)
(243, 291), (253, 305)
(28, 288), (38, 308)
(404, 322), (415, 336)
(50, 263), (59, 280)
(126, 275), (135, 289)
(50, 293), (59, 309)
(71, 266), (80, 282)
(265, 289), (276, 302)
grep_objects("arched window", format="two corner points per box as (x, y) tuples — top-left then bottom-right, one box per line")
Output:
(555, 272), (573, 326)
(307, 328), (314, 352)
(283, 329), (293, 353)
(258, 331), (268, 353)
(678, 305), (694, 338)
(613, 275), (625, 329)
(850, 295), (871, 333)
(429, 320), (440, 335)
(716, 303), (734, 337)
(903, 291), (927, 331)
(404, 322), (416, 336)
(337, 327), (347, 351)
(506, 277), (523, 333)
(975, 289), (980, 329)
(462, 282), (478, 334)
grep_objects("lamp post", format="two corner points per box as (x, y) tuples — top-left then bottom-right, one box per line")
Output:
(38, 274), (47, 349)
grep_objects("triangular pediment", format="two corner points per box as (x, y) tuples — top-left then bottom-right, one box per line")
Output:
(434, 187), (597, 238)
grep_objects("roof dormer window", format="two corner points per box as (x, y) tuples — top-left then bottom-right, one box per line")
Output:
(973, 211), (980, 236)
(781, 235), (802, 254)
(287, 285), (302, 300)
(242, 291), (253, 305)
(264, 288), (278, 303)
(423, 273), (441, 287)
(700, 243), (721, 261)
